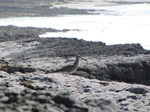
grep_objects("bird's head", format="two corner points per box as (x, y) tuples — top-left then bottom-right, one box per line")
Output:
(76, 54), (88, 62)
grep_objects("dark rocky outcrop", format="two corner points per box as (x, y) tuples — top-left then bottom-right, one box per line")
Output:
(0, 26), (150, 85)
(0, 26), (150, 112)
(74, 55), (150, 85)
(0, 25), (69, 42)
(0, 60), (36, 73)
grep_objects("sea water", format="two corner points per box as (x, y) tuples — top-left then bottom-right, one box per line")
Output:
(0, 3), (150, 49)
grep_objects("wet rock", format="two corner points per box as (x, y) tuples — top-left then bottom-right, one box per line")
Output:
(0, 96), (9, 103)
(1, 90), (19, 104)
(79, 55), (150, 85)
(127, 95), (137, 100)
(108, 64), (135, 82)
(117, 98), (127, 103)
(0, 26), (150, 112)
(82, 85), (92, 93)
(141, 60), (150, 79)
(53, 94), (75, 107)
(1, 31), (150, 85)
(0, 70), (149, 112)
(98, 82), (109, 86)
(53, 93), (89, 112)
(4, 90), (19, 97)
(0, 71), (9, 78)
(0, 26), (150, 86)
(32, 76), (56, 83)
(37, 95), (50, 103)
(126, 87), (149, 94)
(84, 98), (120, 112)
(0, 60), (36, 73)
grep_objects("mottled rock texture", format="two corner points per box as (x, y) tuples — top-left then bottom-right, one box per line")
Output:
(0, 26), (150, 112)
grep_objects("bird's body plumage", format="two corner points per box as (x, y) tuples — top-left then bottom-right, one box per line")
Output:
(54, 55), (87, 74)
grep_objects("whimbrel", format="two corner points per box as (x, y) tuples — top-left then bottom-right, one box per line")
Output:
(54, 55), (87, 74)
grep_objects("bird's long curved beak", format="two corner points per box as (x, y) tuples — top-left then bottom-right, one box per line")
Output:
(78, 55), (88, 63)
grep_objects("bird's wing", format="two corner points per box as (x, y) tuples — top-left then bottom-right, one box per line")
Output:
(54, 63), (74, 73)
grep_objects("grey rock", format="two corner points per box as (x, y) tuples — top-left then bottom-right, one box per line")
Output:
(0, 61), (36, 73)
(0, 26), (150, 112)
(84, 98), (120, 112)
(0, 70), (149, 112)
(127, 95), (137, 100)
(126, 87), (149, 94)
(0, 96), (9, 103)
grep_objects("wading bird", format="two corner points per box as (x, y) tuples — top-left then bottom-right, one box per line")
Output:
(55, 55), (87, 74)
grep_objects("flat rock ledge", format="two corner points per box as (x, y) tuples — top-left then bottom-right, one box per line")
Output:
(0, 26), (150, 112)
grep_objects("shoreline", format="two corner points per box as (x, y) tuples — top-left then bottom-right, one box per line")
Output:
(1, 14), (150, 50)
(1, 0), (150, 18)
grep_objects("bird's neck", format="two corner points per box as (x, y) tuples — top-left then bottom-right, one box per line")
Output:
(74, 57), (79, 66)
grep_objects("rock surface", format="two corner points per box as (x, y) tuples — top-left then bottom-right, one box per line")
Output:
(0, 26), (150, 112)
(0, 0), (105, 17)
(0, 71), (150, 112)
(0, 26), (150, 85)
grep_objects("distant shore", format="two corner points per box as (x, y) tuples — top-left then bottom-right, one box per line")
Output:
(0, 0), (150, 18)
